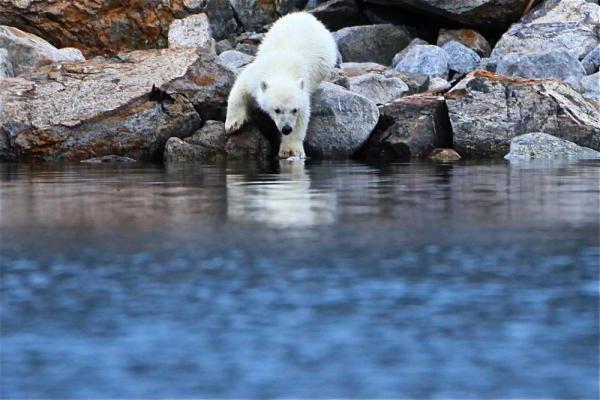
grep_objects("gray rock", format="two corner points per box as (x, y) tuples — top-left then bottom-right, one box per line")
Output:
(581, 72), (600, 101)
(0, 49), (236, 161)
(341, 62), (388, 77)
(168, 13), (215, 53)
(235, 43), (258, 56)
(446, 71), (600, 157)
(225, 124), (274, 161)
(427, 77), (451, 92)
(582, 45), (600, 75)
(394, 44), (449, 79)
(349, 72), (409, 104)
(308, 0), (368, 31)
(360, 94), (452, 161)
(80, 155), (137, 163)
(334, 24), (412, 65)
(0, 25), (85, 76)
(0, 48), (14, 78)
(384, 70), (429, 94)
(441, 41), (480, 75)
(164, 120), (229, 163)
(478, 57), (497, 73)
(505, 133), (600, 160)
(218, 50), (254, 74)
(437, 29), (491, 57)
(361, 0), (532, 30)
(391, 38), (428, 68)
(202, 0), (239, 40)
(306, 82), (379, 158)
(491, 0), (600, 61)
(229, 0), (296, 31)
(496, 51), (586, 92)
(327, 67), (351, 89)
(215, 39), (233, 54)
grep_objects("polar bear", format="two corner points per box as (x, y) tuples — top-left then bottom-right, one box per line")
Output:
(224, 12), (338, 158)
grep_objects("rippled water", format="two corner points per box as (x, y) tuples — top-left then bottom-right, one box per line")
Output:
(1, 160), (599, 398)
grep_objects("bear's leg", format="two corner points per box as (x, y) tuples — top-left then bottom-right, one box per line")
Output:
(225, 72), (250, 133)
(278, 113), (308, 159)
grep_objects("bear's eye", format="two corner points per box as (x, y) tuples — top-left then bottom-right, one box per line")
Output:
(274, 108), (281, 114)
(292, 108), (297, 114)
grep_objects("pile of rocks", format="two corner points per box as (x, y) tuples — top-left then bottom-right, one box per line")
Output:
(1, 0), (598, 162)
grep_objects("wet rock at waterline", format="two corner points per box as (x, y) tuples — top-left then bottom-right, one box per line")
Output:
(504, 133), (600, 161)
(0, 49), (237, 161)
(446, 71), (600, 157)
(360, 94), (452, 161)
(306, 83), (380, 158)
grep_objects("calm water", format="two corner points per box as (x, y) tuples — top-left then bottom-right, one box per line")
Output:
(1, 160), (599, 398)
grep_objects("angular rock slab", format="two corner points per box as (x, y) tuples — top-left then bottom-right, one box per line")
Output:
(168, 13), (215, 53)
(394, 44), (449, 79)
(495, 50), (586, 92)
(334, 24), (412, 65)
(306, 83), (379, 158)
(491, 0), (600, 61)
(504, 132), (600, 161)
(446, 71), (600, 157)
(308, 0), (369, 31)
(360, 0), (529, 30)
(0, 25), (84, 76)
(229, 0), (296, 31)
(441, 41), (480, 75)
(360, 94), (452, 161)
(0, 49), (234, 161)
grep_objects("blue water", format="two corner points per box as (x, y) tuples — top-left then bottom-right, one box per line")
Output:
(1, 160), (598, 398)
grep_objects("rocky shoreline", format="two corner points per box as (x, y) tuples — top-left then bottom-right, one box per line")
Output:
(0, 0), (599, 163)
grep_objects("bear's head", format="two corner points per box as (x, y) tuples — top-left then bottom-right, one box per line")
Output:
(255, 77), (310, 136)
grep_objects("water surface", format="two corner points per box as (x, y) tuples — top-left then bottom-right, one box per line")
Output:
(1, 160), (598, 398)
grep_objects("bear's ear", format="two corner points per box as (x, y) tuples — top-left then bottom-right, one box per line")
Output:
(260, 81), (268, 92)
(298, 79), (305, 91)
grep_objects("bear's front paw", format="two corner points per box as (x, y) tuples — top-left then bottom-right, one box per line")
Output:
(225, 110), (247, 133)
(278, 141), (306, 159)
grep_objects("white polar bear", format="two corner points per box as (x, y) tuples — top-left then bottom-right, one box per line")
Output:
(224, 12), (338, 158)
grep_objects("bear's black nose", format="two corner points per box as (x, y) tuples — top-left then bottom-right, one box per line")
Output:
(281, 125), (292, 135)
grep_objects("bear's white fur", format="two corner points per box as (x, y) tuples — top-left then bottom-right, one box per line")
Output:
(224, 12), (338, 158)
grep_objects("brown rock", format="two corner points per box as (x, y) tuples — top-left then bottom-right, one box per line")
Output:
(429, 148), (461, 161)
(359, 94), (452, 161)
(437, 29), (491, 58)
(0, 48), (236, 161)
(0, 0), (238, 57)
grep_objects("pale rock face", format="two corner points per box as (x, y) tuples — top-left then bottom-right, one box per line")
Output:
(349, 72), (409, 105)
(491, 0), (600, 60)
(0, 26), (85, 76)
(505, 133), (600, 161)
(0, 48), (14, 78)
(394, 44), (449, 80)
(168, 13), (215, 54)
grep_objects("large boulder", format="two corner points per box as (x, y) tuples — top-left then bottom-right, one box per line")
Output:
(446, 71), (600, 157)
(0, 0), (238, 57)
(334, 24), (412, 65)
(394, 44), (449, 79)
(308, 0), (369, 31)
(437, 28), (491, 57)
(349, 72), (409, 105)
(164, 120), (228, 162)
(0, 48), (236, 161)
(581, 72), (600, 103)
(0, 26), (84, 76)
(229, 0), (296, 31)
(0, 48), (13, 77)
(167, 13), (215, 53)
(491, 0), (600, 61)
(306, 82), (379, 158)
(360, 94), (452, 161)
(504, 132), (600, 161)
(360, 0), (530, 30)
(495, 51), (586, 92)
(391, 38), (428, 68)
